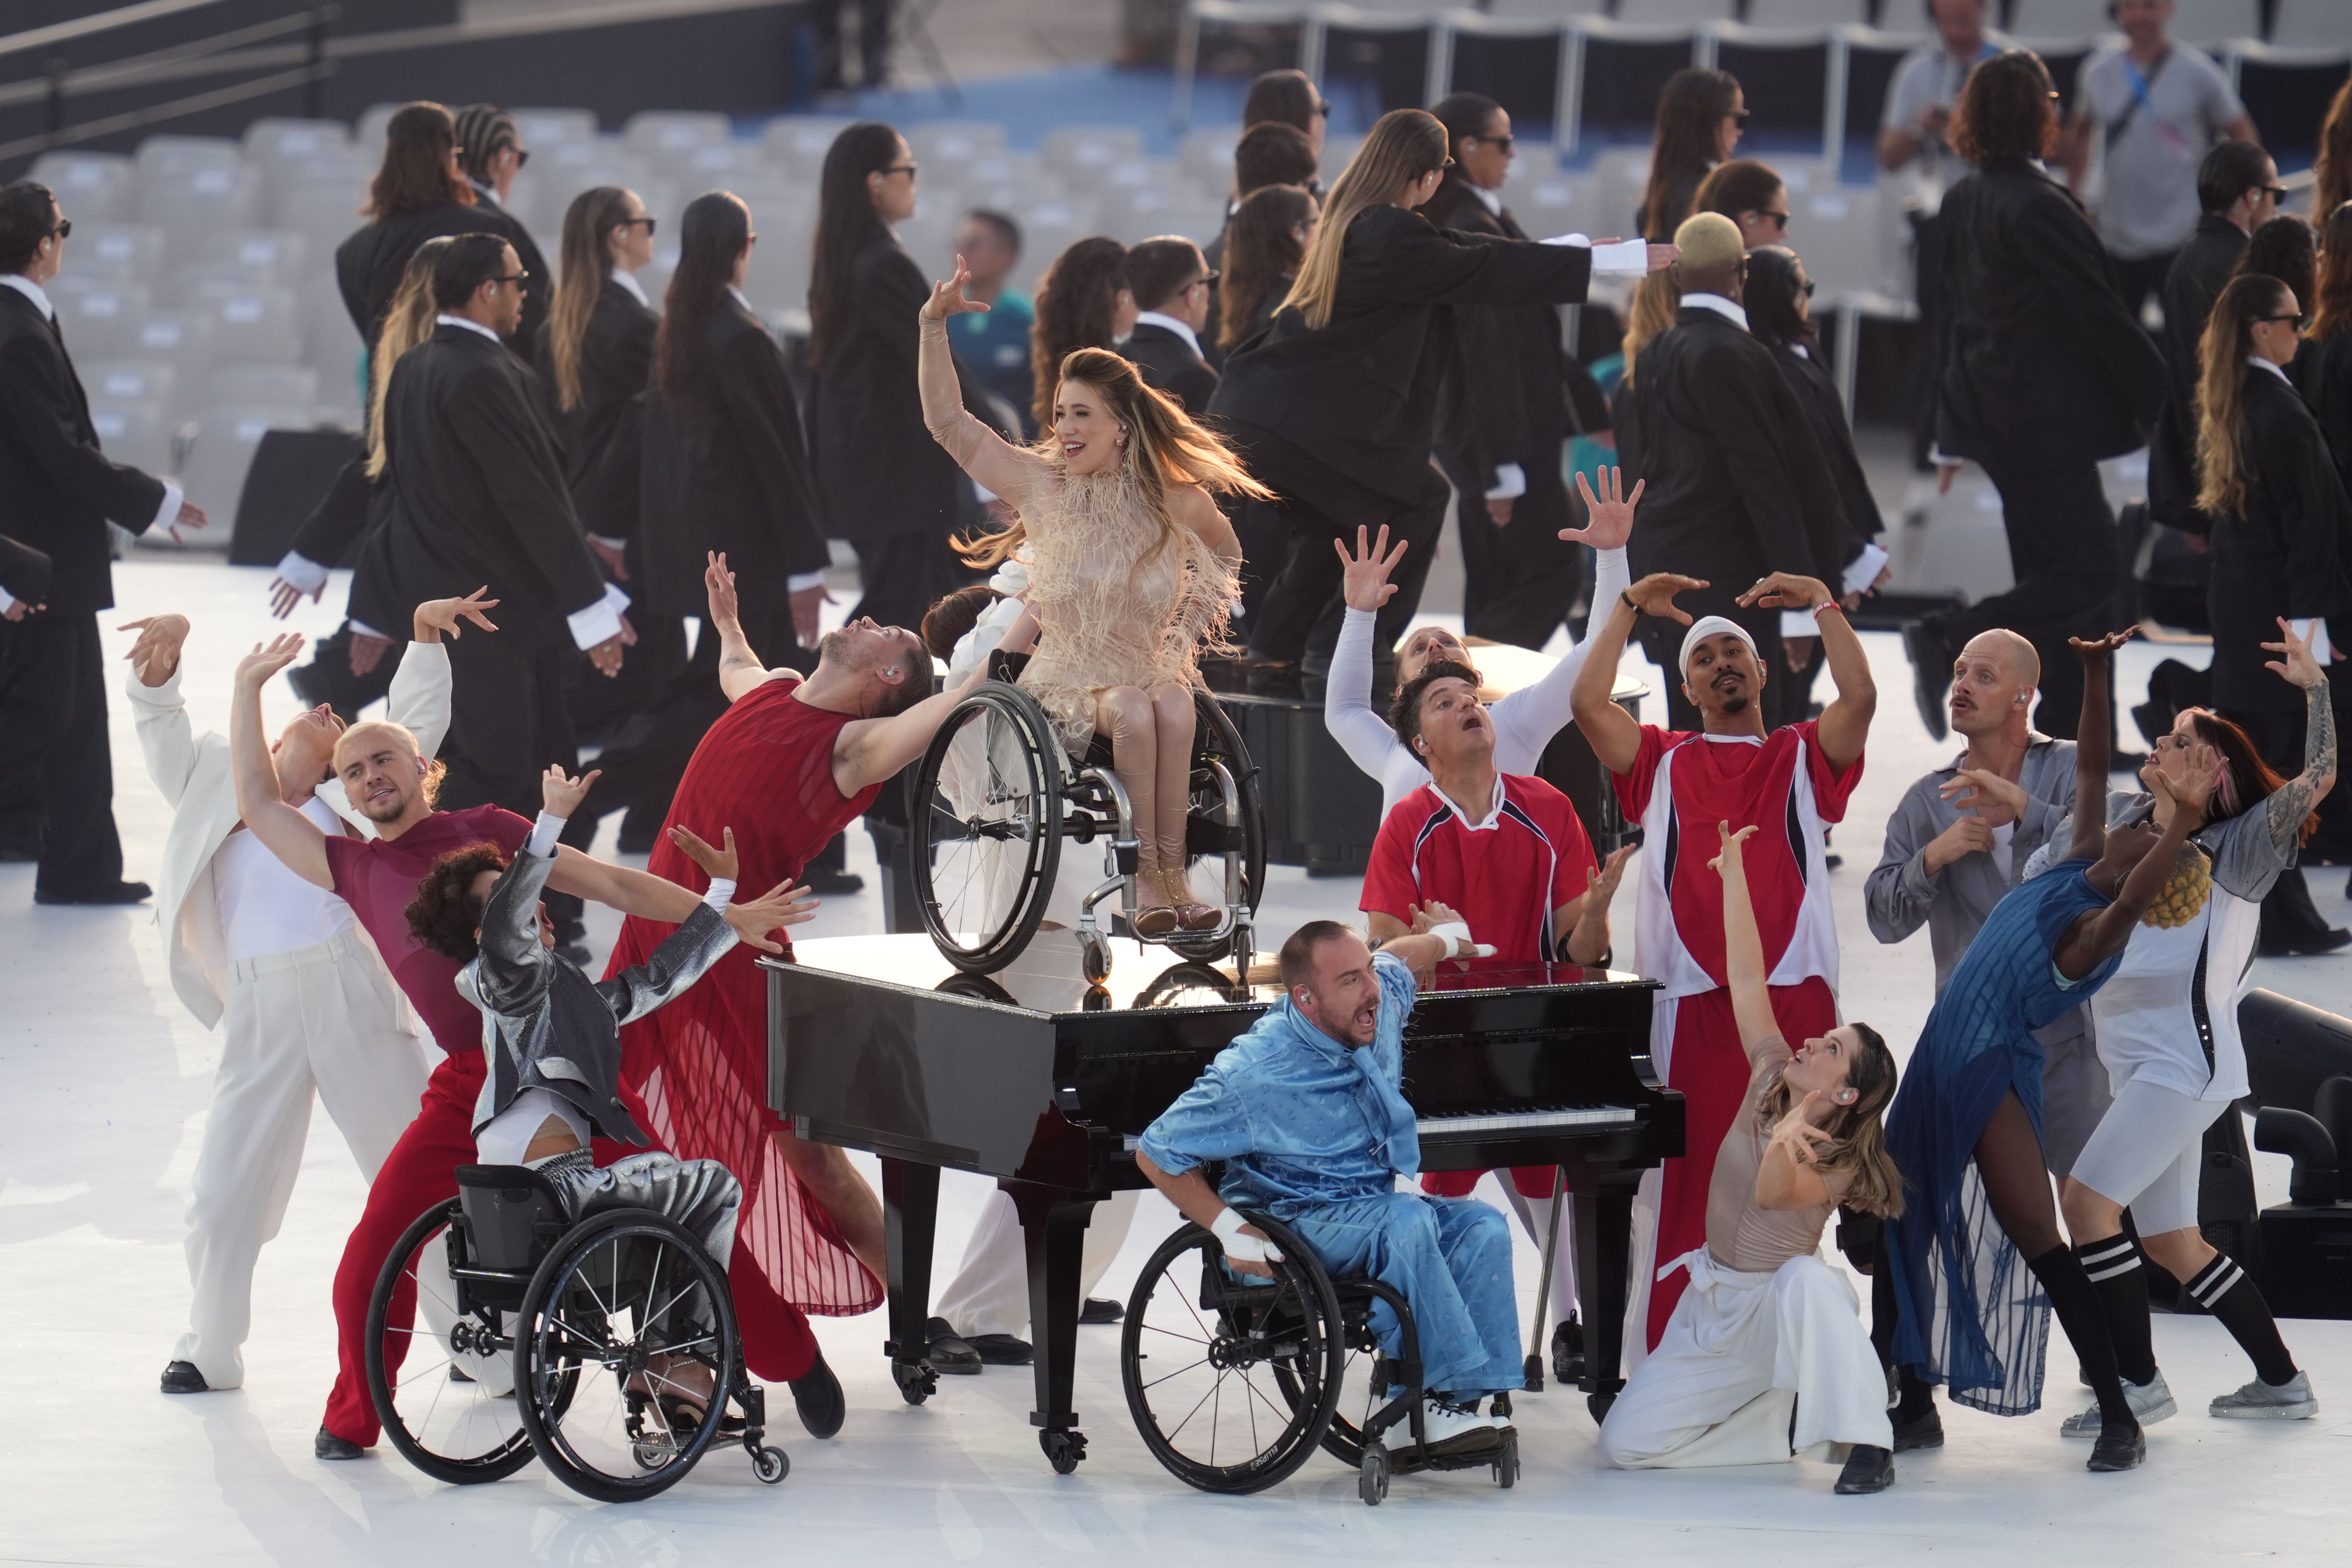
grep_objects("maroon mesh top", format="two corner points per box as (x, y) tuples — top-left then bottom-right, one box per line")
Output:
(325, 803), (530, 1055)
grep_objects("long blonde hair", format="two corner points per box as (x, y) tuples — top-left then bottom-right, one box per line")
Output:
(363, 237), (454, 478)
(548, 185), (638, 413)
(1753, 1021), (1904, 1218)
(959, 346), (1271, 571)
(2196, 273), (2291, 519)
(1281, 108), (1447, 331)
(1618, 273), (1681, 388)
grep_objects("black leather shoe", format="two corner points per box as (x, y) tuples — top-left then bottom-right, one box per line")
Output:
(803, 867), (865, 896)
(314, 1425), (367, 1461)
(1890, 1404), (1945, 1452)
(1080, 1297), (1123, 1325)
(790, 1348), (846, 1438)
(2260, 925), (2352, 957)
(925, 1316), (982, 1375)
(2087, 1420), (2145, 1472)
(160, 1360), (209, 1394)
(1834, 1444), (1895, 1494)
(35, 880), (151, 906)
(1550, 1315), (1586, 1384)
(968, 1333), (1033, 1366)
(1901, 621), (1952, 741)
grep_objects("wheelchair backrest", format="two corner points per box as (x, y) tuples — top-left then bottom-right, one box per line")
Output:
(454, 1163), (568, 1274)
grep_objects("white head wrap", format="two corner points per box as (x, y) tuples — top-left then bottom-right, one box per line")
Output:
(1679, 616), (1760, 681)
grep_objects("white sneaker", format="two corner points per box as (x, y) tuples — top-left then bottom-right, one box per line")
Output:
(1386, 1395), (1503, 1455)
(2209, 1370), (2318, 1420)
(2060, 1371), (2176, 1438)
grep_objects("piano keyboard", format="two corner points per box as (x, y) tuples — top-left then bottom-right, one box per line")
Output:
(1419, 1105), (1638, 1137)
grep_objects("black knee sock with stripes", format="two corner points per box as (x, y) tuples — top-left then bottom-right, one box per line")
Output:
(2186, 1253), (2298, 1386)
(2076, 1234), (2158, 1386)
(2027, 1243), (2133, 1427)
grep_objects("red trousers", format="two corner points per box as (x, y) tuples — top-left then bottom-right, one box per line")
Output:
(321, 1051), (819, 1446)
(1421, 1168), (1559, 1199)
(1644, 977), (1838, 1349)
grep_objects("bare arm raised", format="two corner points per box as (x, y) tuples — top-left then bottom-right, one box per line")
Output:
(228, 634), (337, 889)
(920, 257), (1052, 504)
(1571, 570), (1708, 774)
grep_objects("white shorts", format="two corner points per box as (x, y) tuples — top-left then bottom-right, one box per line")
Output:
(2069, 1077), (2227, 1235)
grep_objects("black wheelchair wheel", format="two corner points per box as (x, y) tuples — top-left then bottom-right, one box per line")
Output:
(1132, 960), (1249, 1010)
(1119, 1213), (1342, 1494)
(515, 1207), (737, 1504)
(910, 681), (1065, 973)
(1169, 690), (1264, 963)
(1272, 1297), (1389, 1469)
(365, 1200), (540, 1485)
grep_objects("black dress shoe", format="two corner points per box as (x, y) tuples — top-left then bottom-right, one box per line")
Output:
(1890, 1404), (1945, 1452)
(1080, 1297), (1123, 1325)
(790, 1347), (846, 1438)
(802, 867), (865, 896)
(1834, 1444), (1895, 1494)
(34, 880), (151, 906)
(314, 1425), (367, 1461)
(1550, 1315), (1586, 1384)
(925, 1316), (982, 1375)
(1901, 621), (1952, 741)
(160, 1360), (209, 1394)
(968, 1333), (1033, 1366)
(2087, 1420), (2145, 1472)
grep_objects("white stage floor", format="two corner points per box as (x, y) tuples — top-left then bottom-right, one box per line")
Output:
(5, 556), (2349, 1566)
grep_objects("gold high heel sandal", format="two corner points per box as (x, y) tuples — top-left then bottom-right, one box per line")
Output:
(1131, 866), (1180, 936)
(1159, 866), (1221, 933)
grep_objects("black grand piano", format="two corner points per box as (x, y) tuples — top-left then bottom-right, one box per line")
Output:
(766, 933), (1679, 1473)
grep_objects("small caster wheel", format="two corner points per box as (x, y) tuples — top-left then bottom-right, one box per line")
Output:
(891, 1359), (936, 1406)
(1358, 1446), (1390, 1506)
(754, 1446), (789, 1484)
(1077, 929), (1111, 987)
(1494, 1434), (1518, 1489)
(1040, 1429), (1087, 1474)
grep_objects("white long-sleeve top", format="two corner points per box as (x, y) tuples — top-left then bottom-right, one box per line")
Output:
(1325, 546), (1632, 820)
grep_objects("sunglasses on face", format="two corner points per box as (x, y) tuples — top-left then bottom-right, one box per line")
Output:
(1315, 99), (1333, 117)
(509, 147), (530, 169)
(1752, 208), (1791, 231)
(491, 272), (530, 287)
(1730, 109), (1752, 127)
(617, 214), (657, 234)
(2259, 311), (2307, 329)
(2260, 184), (2289, 202)
(1798, 279), (1817, 297)
(48, 217), (71, 240)
(1188, 269), (1221, 291)
(881, 162), (918, 177)
(1474, 133), (1514, 150)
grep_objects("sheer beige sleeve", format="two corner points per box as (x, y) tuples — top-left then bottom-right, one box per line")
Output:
(919, 314), (1052, 507)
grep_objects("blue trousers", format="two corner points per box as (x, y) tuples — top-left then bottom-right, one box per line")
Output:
(1284, 1192), (1522, 1399)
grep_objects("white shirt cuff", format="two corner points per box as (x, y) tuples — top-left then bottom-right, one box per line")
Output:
(0, 587), (16, 615)
(1781, 609), (1818, 640)
(349, 618), (389, 640)
(527, 811), (567, 857)
(2291, 618), (2334, 666)
(1484, 463), (1527, 501)
(1548, 236), (1649, 274)
(567, 594), (625, 652)
(701, 877), (736, 910)
(273, 550), (330, 596)
(788, 571), (826, 593)
(1841, 542), (1889, 598)
(588, 534), (628, 552)
(136, 481), (183, 535)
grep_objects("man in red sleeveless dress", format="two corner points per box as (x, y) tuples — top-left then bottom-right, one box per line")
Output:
(609, 555), (985, 1354)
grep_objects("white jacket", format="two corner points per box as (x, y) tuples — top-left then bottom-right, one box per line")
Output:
(126, 642), (452, 1029)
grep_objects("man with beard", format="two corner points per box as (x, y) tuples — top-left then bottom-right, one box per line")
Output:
(1571, 569), (1875, 1354)
(222, 631), (827, 1460)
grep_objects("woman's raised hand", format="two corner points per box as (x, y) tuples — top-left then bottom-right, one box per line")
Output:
(1332, 524), (1410, 613)
(2263, 616), (2334, 688)
(1708, 820), (1757, 876)
(1564, 466), (1644, 551)
(2067, 629), (2134, 663)
(923, 255), (989, 322)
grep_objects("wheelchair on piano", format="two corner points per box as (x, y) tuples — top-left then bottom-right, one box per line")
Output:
(1119, 1208), (1519, 1505)
(907, 663), (1265, 980)
(363, 1164), (788, 1502)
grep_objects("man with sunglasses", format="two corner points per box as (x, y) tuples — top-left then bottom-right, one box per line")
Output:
(1120, 236), (1221, 413)
(0, 180), (209, 903)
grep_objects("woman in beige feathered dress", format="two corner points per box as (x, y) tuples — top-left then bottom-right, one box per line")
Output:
(918, 255), (1267, 931)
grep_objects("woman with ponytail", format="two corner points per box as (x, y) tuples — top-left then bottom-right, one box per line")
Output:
(1209, 107), (1670, 674)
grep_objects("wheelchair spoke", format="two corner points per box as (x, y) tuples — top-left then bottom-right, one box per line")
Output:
(1159, 1370), (1226, 1446)
(1138, 1320), (1210, 1346)
(1138, 1354), (1213, 1392)
(548, 1312), (611, 1355)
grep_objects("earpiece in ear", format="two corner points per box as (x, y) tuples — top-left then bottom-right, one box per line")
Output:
(1835, 1088), (1857, 1104)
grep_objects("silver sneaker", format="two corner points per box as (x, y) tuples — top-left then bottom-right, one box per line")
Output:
(2060, 1371), (2176, 1438)
(2209, 1370), (2318, 1420)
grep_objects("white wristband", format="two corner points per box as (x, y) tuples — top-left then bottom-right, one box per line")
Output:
(527, 811), (567, 858)
(1426, 920), (1494, 959)
(701, 877), (736, 911)
(1210, 1206), (1283, 1264)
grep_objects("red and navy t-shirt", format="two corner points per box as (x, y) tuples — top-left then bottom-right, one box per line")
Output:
(1361, 773), (1598, 963)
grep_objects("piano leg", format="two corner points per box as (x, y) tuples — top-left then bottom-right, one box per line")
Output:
(1005, 1179), (1101, 1475)
(1572, 1173), (1641, 1425)
(880, 1157), (941, 1405)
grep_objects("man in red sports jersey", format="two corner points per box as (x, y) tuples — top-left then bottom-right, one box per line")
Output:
(608, 554), (987, 1353)
(224, 630), (821, 1459)
(1571, 568), (1876, 1358)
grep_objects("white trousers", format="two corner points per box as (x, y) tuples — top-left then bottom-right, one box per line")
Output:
(1598, 1249), (1891, 1469)
(173, 931), (429, 1388)
(935, 1187), (1139, 1339)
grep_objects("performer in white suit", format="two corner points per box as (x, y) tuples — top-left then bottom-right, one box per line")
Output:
(129, 591), (490, 1394)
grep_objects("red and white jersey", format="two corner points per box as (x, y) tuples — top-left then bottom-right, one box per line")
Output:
(1362, 772), (1598, 964)
(1613, 722), (1863, 1010)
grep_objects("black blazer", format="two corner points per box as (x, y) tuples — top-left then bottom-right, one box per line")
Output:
(1765, 336), (1882, 554)
(335, 199), (546, 362)
(2298, 329), (2352, 501)
(637, 299), (830, 625)
(1423, 172), (1576, 494)
(1619, 306), (1850, 619)
(1931, 158), (2165, 468)
(2207, 366), (2352, 713)
(358, 323), (604, 651)
(2148, 215), (2249, 527)
(1123, 320), (1218, 413)
(1210, 204), (1593, 505)
(0, 286), (167, 614)
(538, 276), (659, 503)
(0, 531), (53, 607)
(811, 234), (988, 542)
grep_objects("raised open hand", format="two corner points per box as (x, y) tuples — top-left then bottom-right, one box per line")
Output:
(1941, 766), (2029, 826)
(118, 613), (190, 686)
(1623, 572), (1709, 626)
(541, 764), (601, 818)
(2262, 616), (2334, 688)
(1331, 524), (1410, 613)
(235, 632), (306, 689)
(1708, 820), (1758, 876)
(724, 880), (821, 954)
(266, 574), (319, 619)
(2168, 740), (2226, 823)
(413, 587), (500, 642)
(2067, 629), (2134, 663)
(1565, 466), (1644, 552)
(922, 255), (990, 322)
(1587, 843), (1636, 906)
(1736, 572), (1832, 612)
(667, 823), (741, 883)
(1770, 1093), (1836, 1166)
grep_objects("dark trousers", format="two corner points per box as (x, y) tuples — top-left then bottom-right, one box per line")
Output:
(2108, 248), (2178, 330)
(849, 531), (969, 638)
(1242, 464), (1451, 669)
(1445, 451), (1584, 652)
(569, 609), (687, 744)
(436, 635), (583, 819)
(0, 611), (125, 893)
(1940, 455), (2120, 741)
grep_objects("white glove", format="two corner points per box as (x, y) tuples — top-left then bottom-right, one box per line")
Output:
(1210, 1206), (1284, 1265)
(1428, 921), (1497, 960)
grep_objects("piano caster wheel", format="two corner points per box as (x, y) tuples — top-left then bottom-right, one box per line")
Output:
(892, 1360), (936, 1406)
(1040, 1429), (1087, 1475)
(1077, 930), (1111, 987)
(1358, 1446), (1389, 1506)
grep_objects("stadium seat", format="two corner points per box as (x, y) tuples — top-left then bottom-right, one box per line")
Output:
(909, 121), (1010, 187)
(186, 280), (302, 364)
(2167, 0), (2260, 42)
(119, 308), (219, 383)
(72, 223), (167, 283)
(1612, 0), (1737, 22)
(300, 275), (364, 396)
(29, 152), (135, 223)
(45, 277), (152, 357)
(1177, 129), (1242, 191)
(242, 118), (353, 172)
(512, 107), (600, 149)
(194, 228), (309, 285)
(181, 404), (314, 529)
(1792, 183), (1892, 302)
(78, 360), (179, 421)
(207, 365), (320, 412)
(1042, 127), (1147, 183)
(2007, 0), (2109, 37)
(1745, 0), (1868, 24)
(761, 117), (857, 175)
(271, 177), (371, 256)
(1486, 0), (1604, 18)
(135, 135), (243, 182)
(137, 165), (264, 260)
(624, 111), (733, 161)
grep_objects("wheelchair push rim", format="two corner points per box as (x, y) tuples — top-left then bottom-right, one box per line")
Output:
(909, 681), (1065, 974)
(514, 1206), (739, 1504)
(364, 1199), (542, 1485)
(1119, 1212), (1343, 1494)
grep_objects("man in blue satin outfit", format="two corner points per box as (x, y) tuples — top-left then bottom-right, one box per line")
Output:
(1136, 913), (1520, 1458)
